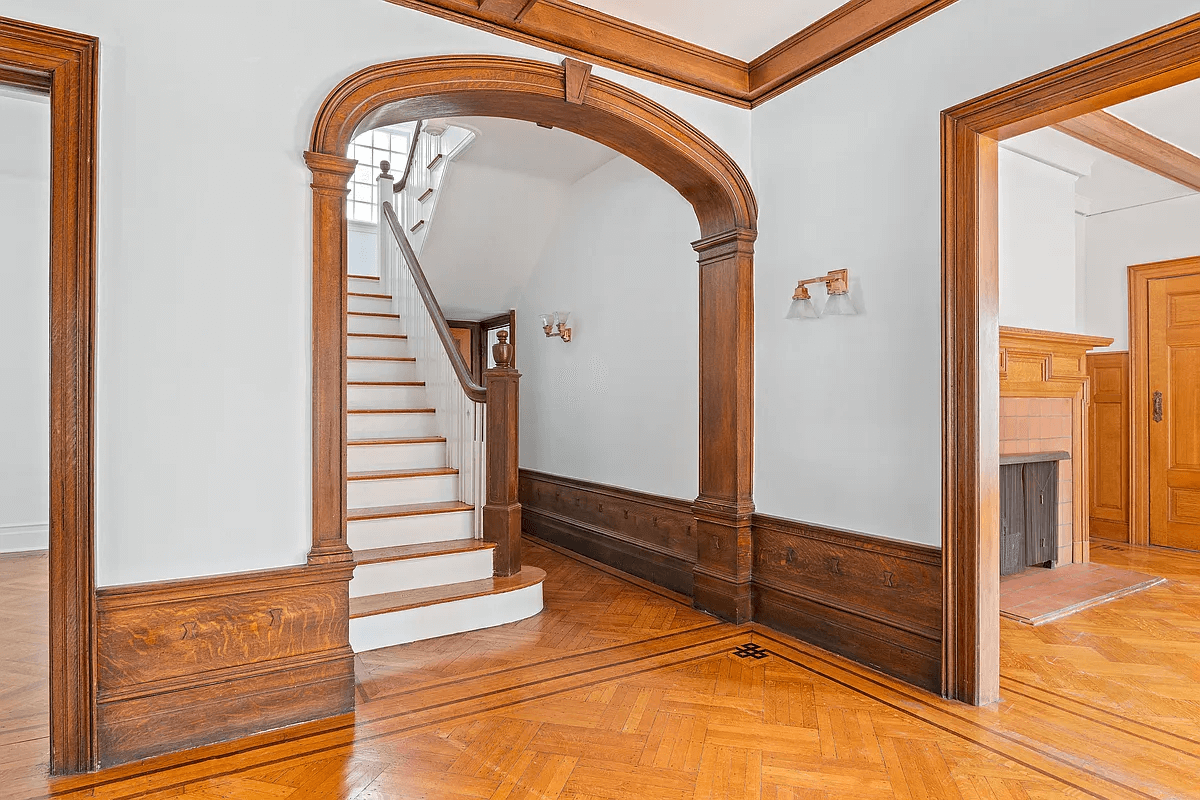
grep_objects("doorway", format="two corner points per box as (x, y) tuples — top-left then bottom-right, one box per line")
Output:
(0, 17), (100, 774)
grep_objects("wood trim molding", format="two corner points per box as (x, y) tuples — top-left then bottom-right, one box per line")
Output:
(942, 12), (1200, 705)
(1054, 111), (1200, 193)
(380, 0), (962, 108)
(520, 470), (941, 692)
(95, 562), (355, 766)
(749, 0), (960, 105)
(0, 15), (99, 775)
(1087, 351), (1131, 543)
(1129, 256), (1200, 547)
(309, 56), (756, 602)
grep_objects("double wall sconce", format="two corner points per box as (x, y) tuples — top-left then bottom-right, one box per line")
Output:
(787, 269), (858, 319)
(540, 311), (572, 343)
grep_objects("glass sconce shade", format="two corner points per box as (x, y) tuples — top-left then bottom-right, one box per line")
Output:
(554, 311), (570, 326)
(786, 297), (819, 320)
(822, 292), (857, 316)
(539, 314), (555, 329)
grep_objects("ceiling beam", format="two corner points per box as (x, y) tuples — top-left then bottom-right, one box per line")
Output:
(1054, 110), (1200, 193)
(382, 0), (962, 108)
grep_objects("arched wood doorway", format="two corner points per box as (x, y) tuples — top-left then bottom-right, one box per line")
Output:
(305, 55), (758, 621)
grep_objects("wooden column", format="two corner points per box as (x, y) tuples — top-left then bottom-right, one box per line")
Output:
(484, 331), (522, 576)
(305, 151), (356, 565)
(692, 228), (756, 623)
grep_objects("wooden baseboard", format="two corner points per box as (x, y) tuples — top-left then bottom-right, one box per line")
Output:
(751, 514), (942, 693)
(1090, 517), (1130, 543)
(95, 561), (355, 766)
(519, 470), (943, 694)
(519, 470), (697, 596)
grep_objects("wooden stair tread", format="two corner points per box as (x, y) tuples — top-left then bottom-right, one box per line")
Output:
(349, 292), (390, 299)
(353, 539), (496, 565)
(348, 332), (408, 339)
(348, 356), (416, 362)
(348, 381), (425, 387)
(348, 436), (444, 446)
(347, 500), (472, 521)
(347, 408), (435, 415)
(347, 467), (457, 480)
(348, 311), (400, 318)
(348, 274), (380, 281)
(350, 566), (546, 618)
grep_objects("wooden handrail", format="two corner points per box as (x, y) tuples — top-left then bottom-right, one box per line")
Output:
(381, 200), (487, 403)
(394, 120), (423, 194)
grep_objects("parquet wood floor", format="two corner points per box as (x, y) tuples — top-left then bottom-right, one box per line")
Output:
(5, 540), (1200, 798)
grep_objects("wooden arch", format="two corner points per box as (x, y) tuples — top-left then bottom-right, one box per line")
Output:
(305, 55), (758, 621)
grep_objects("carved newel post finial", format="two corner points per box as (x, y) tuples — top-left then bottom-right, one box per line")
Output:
(379, 159), (391, 179)
(492, 330), (514, 369)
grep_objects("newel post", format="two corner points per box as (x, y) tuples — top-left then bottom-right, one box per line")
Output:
(483, 331), (522, 576)
(377, 160), (394, 292)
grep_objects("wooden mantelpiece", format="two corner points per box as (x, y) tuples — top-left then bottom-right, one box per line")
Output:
(999, 327), (1113, 565)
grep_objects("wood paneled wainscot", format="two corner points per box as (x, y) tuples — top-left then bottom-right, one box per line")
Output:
(95, 562), (355, 766)
(1087, 351), (1130, 542)
(1000, 327), (1112, 565)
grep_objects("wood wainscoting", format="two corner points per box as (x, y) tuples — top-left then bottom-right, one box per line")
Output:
(520, 470), (942, 692)
(752, 514), (942, 693)
(1087, 351), (1130, 542)
(519, 470), (698, 595)
(94, 561), (355, 767)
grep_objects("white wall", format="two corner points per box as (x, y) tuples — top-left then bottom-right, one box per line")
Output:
(517, 157), (700, 500)
(998, 149), (1080, 333)
(0, 89), (50, 553)
(750, 0), (1198, 546)
(422, 161), (570, 319)
(1083, 194), (1200, 351)
(0, 0), (750, 585)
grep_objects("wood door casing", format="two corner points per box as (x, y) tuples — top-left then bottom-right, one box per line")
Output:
(1087, 352), (1130, 542)
(1149, 273), (1200, 550)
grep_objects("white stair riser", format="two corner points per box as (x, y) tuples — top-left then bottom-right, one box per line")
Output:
(348, 295), (393, 314)
(349, 315), (404, 335)
(348, 473), (458, 507)
(350, 582), (543, 652)
(348, 511), (475, 550)
(348, 277), (382, 294)
(348, 360), (418, 382)
(350, 549), (494, 598)
(348, 441), (446, 472)
(348, 384), (426, 410)
(348, 412), (438, 438)
(348, 337), (411, 358)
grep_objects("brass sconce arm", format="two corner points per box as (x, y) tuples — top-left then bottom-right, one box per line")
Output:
(792, 269), (850, 299)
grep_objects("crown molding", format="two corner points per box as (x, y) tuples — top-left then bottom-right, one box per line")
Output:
(383, 0), (960, 108)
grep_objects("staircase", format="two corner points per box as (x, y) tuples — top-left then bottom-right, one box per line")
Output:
(344, 127), (544, 654)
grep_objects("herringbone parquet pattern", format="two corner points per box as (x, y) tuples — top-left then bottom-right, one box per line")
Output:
(5, 540), (1200, 799)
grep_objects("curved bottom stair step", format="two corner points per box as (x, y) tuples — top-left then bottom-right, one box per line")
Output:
(348, 565), (545, 652)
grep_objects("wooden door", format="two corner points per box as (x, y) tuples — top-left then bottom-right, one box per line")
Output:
(1023, 462), (1057, 566)
(1000, 465), (1025, 576)
(1149, 273), (1200, 550)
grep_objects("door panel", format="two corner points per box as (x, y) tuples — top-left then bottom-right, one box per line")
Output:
(1149, 273), (1200, 550)
(1087, 352), (1130, 541)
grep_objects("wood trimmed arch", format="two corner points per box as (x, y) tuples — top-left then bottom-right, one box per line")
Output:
(305, 55), (758, 621)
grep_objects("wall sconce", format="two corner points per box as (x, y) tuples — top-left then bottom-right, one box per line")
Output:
(787, 269), (857, 319)
(540, 311), (572, 343)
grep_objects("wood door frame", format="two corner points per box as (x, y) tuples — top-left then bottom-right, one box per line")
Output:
(306, 56), (758, 620)
(942, 13), (1200, 705)
(0, 16), (100, 773)
(1129, 256), (1200, 547)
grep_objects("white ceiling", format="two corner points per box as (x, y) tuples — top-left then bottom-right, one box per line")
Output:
(443, 116), (618, 185)
(577, 0), (847, 61)
(1109, 79), (1200, 158)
